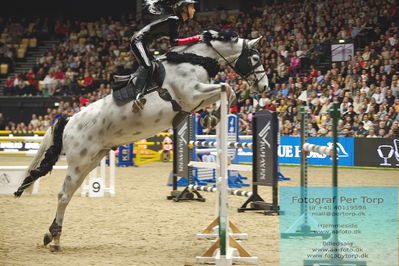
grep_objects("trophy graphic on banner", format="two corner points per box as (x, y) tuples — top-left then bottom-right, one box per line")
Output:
(394, 139), (399, 166)
(377, 145), (394, 166)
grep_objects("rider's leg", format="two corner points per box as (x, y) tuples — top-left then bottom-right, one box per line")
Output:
(131, 40), (152, 98)
(131, 40), (152, 69)
(130, 40), (153, 112)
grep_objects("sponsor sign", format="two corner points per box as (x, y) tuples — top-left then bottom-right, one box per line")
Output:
(253, 110), (278, 186)
(117, 143), (134, 167)
(173, 117), (189, 177)
(278, 137), (354, 166)
(0, 140), (40, 153)
(238, 137), (354, 166)
(354, 138), (399, 168)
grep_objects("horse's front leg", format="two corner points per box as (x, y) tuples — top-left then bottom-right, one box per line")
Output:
(191, 82), (236, 107)
(190, 82), (236, 128)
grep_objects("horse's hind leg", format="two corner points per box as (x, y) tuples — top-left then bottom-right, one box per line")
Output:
(43, 162), (97, 251)
(44, 149), (109, 251)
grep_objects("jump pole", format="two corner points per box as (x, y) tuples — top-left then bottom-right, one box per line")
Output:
(219, 84), (230, 263)
(302, 103), (366, 265)
(169, 111), (280, 216)
(196, 86), (257, 265)
(189, 184), (251, 240)
(281, 106), (329, 238)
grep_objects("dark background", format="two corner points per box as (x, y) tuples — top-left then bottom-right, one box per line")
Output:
(1, 1), (136, 19)
(0, 0), (272, 19)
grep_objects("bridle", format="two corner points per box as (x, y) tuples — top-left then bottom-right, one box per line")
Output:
(207, 39), (267, 88)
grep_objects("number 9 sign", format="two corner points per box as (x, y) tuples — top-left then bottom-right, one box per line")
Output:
(88, 178), (104, 197)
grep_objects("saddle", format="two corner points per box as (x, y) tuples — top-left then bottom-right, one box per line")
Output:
(112, 61), (166, 104)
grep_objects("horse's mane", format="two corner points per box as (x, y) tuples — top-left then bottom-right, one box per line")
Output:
(203, 29), (239, 42)
(165, 52), (220, 77)
(163, 29), (239, 78)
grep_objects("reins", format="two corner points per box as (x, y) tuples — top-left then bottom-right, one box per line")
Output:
(206, 39), (267, 88)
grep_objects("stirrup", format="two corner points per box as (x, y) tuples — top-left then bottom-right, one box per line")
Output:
(132, 97), (147, 113)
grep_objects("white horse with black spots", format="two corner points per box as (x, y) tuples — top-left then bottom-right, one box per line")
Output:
(14, 31), (269, 251)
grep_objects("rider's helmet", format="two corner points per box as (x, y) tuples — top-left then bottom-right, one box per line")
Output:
(144, 0), (197, 16)
(172, 0), (197, 13)
(173, 0), (197, 20)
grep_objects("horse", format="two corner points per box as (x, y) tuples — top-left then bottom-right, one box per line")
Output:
(14, 31), (269, 252)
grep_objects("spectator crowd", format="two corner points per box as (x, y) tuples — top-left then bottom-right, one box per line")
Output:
(0, 0), (398, 139)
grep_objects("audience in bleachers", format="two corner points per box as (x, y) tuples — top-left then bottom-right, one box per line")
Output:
(0, 0), (398, 138)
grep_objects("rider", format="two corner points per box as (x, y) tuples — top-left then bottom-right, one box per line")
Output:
(128, 0), (201, 112)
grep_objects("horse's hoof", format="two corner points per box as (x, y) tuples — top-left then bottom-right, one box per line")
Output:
(43, 232), (53, 246)
(50, 245), (61, 252)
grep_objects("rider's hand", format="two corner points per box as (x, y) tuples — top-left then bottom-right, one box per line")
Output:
(201, 31), (213, 43)
(171, 39), (178, 46)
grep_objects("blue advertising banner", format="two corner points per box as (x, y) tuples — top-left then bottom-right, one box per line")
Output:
(238, 137), (355, 166)
(237, 139), (253, 163)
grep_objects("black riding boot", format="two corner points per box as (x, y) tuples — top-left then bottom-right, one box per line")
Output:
(132, 66), (151, 113)
(130, 38), (153, 113)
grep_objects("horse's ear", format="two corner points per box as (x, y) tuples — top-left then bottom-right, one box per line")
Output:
(248, 36), (262, 48)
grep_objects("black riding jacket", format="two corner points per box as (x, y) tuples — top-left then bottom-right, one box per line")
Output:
(130, 15), (201, 69)
(131, 15), (181, 47)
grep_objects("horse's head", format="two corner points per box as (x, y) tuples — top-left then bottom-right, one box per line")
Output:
(201, 30), (269, 93)
(170, 30), (269, 94)
(234, 37), (269, 93)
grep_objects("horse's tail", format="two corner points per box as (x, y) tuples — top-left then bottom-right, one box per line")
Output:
(14, 116), (69, 197)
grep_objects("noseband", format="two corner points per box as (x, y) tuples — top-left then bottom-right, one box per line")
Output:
(208, 40), (267, 87)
